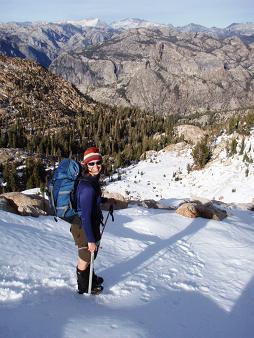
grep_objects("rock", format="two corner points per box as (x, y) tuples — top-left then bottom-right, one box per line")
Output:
(176, 201), (227, 220)
(175, 125), (207, 144)
(0, 196), (18, 214)
(163, 142), (189, 152)
(197, 202), (227, 221)
(176, 202), (200, 218)
(0, 192), (52, 217)
(102, 191), (128, 210)
(138, 199), (159, 209)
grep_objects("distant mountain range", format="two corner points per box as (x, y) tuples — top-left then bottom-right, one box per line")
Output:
(58, 18), (254, 36)
(0, 18), (254, 116)
(2, 17), (254, 34)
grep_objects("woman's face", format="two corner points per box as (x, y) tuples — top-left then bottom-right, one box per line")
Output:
(87, 160), (102, 176)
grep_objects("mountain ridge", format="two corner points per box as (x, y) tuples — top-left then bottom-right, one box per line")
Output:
(49, 26), (254, 116)
(2, 18), (253, 32)
(1, 19), (254, 117)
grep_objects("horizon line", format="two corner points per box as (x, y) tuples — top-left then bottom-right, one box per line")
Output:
(0, 17), (253, 29)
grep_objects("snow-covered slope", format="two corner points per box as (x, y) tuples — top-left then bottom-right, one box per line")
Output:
(0, 204), (254, 337)
(107, 131), (254, 205)
(0, 131), (253, 337)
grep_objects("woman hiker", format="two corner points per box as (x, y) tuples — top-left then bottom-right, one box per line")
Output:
(70, 146), (107, 295)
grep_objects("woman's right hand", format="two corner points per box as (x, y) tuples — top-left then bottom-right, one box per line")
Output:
(88, 242), (97, 252)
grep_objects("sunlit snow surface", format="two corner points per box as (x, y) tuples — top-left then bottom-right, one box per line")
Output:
(107, 140), (254, 204)
(0, 134), (254, 337)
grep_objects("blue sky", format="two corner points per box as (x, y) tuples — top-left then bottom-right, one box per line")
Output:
(0, 0), (253, 27)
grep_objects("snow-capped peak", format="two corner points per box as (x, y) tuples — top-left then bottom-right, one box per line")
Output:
(58, 18), (108, 28)
(110, 18), (167, 30)
(177, 23), (209, 32)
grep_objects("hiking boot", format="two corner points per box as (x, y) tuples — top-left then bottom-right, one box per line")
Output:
(91, 284), (103, 295)
(77, 267), (89, 294)
(93, 270), (104, 286)
(76, 267), (103, 295)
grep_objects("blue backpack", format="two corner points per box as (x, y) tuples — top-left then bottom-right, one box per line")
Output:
(48, 159), (81, 221)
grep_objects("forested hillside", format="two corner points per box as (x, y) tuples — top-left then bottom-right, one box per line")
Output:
(0, 55), (175, 192)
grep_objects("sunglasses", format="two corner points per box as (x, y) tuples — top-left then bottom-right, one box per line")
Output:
(87, 160), (102, 167)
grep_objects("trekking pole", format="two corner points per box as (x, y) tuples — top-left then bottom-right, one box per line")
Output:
(88, 251), (94, 295)
(101, 204), (114, 238)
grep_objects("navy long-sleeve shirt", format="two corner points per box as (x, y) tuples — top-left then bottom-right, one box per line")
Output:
(76, 176), (102, 243)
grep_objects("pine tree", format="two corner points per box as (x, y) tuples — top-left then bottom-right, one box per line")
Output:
(25, 159), (46, 189)
(0, 130), (8, 147)
(229, 138), (238, 156)
(192, 137), (211, 169)
(239, 138), (245, 155)
(3, 162), (19, 192)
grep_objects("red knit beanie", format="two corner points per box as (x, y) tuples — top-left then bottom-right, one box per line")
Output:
(81, 147), (102, 165)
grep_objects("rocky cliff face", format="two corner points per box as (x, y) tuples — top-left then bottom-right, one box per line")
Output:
(1, 21), (254, 117)
(50, 27), (254, 115)
(0, 22), (79, 67)
(0, 22), (114, 67)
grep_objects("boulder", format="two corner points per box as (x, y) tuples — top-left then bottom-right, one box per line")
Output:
(176, 202), (199, 218)
(174, 125), (207, 144)
(197, 202), (227, 220)
(139, 199), (159, 209)
(138, 199), (165, 209)
(0, 196), (19, 214)
(102, 191), (128, 210)
(0, 192), (52, 217)
(176, 201), (227, 221)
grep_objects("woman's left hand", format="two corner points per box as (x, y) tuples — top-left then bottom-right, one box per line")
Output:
(88, 242), (97, 252)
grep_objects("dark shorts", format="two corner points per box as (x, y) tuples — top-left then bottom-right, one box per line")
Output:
(70, 216), (92, 262)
